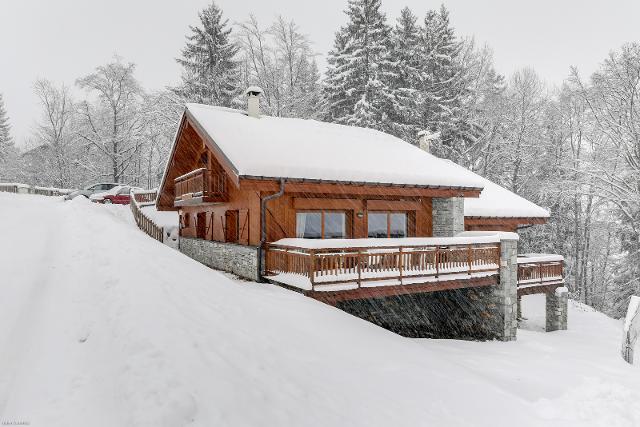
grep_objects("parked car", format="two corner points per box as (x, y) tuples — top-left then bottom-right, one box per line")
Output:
(90, 185), (141, 204)
(65, 183), (120, 200)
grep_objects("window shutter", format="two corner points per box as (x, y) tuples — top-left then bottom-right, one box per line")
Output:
(238, 209), (249, 245)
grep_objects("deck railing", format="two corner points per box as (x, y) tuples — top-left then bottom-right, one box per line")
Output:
(0, 183), (74, 196)
(516, 256), (564, 286)
(174, 168), (226, 202)
(130, 189), (164, 242)
(264, 242), (501, 291)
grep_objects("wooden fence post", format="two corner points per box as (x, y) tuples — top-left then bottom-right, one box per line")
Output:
(309, 250), (316, 291)
(398, 247), (403, 285)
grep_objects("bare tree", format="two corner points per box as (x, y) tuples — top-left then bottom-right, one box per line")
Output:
(236, 16), (322, 118)
(76, 58), (145, 183)
(32, 79), (80, 187)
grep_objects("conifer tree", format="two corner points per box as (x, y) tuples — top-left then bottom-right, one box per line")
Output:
(388, 7), (422, 142)
(0, 93), (14, 163)
(175, 2), (240, 107)
(324, 0), (394, 131)
(419, 6), (468, 152)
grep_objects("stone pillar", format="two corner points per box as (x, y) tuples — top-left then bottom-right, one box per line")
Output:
(432, 197), (464, 237)
(492, 237), (518, 341)
(546, 286), (568, 332)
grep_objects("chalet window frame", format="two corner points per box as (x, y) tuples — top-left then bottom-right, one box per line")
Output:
(295, 210), (352, 239)
(367, 211), (412, 238)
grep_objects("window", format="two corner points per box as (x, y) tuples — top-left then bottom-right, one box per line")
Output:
(389, 213), (407, 238)
(367, 212), (388, 238)
(296, 211), (348, 239)
(117, 186), (130, 195)
(368, 212), (408, 238)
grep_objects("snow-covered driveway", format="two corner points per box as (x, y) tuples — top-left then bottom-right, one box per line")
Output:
(0, 193), (639, 427)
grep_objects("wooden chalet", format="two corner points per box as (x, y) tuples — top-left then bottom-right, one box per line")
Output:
(157, 90), (567, 339)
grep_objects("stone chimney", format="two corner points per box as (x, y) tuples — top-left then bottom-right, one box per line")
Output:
(417, 130), (440, 153)
(245, 86), (263, 118)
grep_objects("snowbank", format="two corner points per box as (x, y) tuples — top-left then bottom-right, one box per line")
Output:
(1, 192), (639, 426)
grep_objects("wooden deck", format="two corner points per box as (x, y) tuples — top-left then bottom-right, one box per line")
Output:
(264, 241), (565, 302)
(516, 255), (564, 296)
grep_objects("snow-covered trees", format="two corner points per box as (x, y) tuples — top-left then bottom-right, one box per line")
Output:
(76, 59), (146, 183)
(324, 0), (394, 131)
(175, 1), (240, 106)
(419, 7), (468, 151)
(566, 43), (640, 314)
(237, 16), (322, 118)
(0, 93), (14, 163)
(388, 7), (422, 142)
(29, 80), (80, 188)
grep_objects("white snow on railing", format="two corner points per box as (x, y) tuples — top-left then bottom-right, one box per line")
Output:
(272, 235), (504, 250)
(0, 182), (75, 195)
(517, 253), (564, 264)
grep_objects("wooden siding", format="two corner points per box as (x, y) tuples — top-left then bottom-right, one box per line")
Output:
(464, 216), (548, 232)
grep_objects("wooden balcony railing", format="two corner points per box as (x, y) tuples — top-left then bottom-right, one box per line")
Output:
(174, 168), (227, 205)
(264, 242), (501, 291)
(516, 254), (564, 289)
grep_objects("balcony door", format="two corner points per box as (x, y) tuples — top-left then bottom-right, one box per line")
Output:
(296, 211), (349, 239)
(367, 212), (408, 238)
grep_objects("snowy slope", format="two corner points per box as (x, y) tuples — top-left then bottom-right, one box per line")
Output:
(0, 193), (639, 427)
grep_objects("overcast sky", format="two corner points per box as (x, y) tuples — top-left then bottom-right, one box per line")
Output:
(2, 0), (640, 146)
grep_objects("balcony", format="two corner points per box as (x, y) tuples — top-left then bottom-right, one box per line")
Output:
(263, 237), (502, 298)
(264, 238), (566, 302)
(174, 168), (228, 206)
(516, 254), (564, 296)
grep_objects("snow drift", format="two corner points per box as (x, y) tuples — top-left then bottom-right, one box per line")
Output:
(0, 192), (639, 427)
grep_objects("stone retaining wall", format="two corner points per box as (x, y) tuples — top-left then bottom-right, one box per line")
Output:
(336, 237), (519, 341)
(179, 237), (259, 281)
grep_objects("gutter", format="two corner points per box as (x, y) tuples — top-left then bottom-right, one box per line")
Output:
(258, 178), (286, 281)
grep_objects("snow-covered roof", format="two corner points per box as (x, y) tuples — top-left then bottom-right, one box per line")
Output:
(185, 103), (485, 189)
(439, 161), (549, 219)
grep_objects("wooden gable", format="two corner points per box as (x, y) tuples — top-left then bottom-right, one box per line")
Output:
(157, 112), (240, 211)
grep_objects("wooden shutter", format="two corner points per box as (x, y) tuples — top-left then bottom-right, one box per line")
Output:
(238, 209), (249, 245)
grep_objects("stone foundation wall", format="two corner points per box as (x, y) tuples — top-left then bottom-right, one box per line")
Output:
(336, 237), (519, 341)
(337, 285), (509, 340)
(546, 287), (568, 332)
(432, 197), (464, 237)
(179, 237), (259, 281)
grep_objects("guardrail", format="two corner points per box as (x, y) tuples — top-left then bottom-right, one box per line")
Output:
(516, 255), (564, 286)
(0, 183), (74, 196)
(174, 168), (227, 204)
(264, 242), (501, 291)
(130, 190), (163, 242)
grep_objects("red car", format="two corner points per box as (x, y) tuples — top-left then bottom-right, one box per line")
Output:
(90, 185), (141, 204)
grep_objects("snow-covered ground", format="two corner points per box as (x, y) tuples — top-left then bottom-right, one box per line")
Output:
(1, 192), (639, 427)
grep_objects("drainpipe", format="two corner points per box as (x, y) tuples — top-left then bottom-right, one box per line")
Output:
(258, 178), (286, 281)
